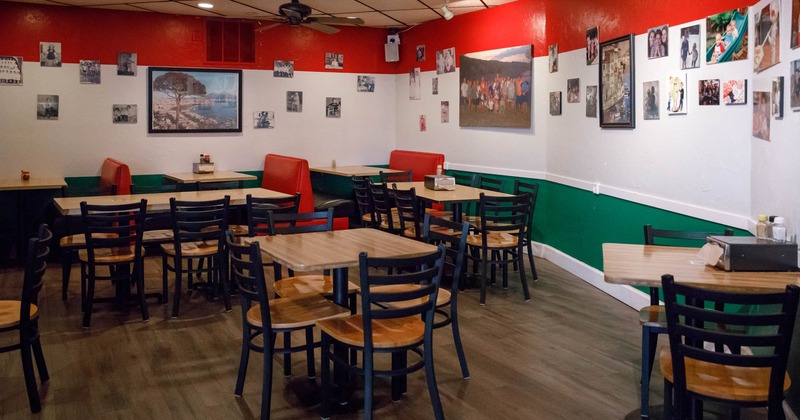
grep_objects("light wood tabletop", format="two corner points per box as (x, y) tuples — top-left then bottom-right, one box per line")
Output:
(53, 187), (289, 216)
(163, 171), (257, 183)
(603, 243), (800, 293)
(0, 177), (66, 191)
(310, 166), (400, 177)
(390, 181), (511, 203)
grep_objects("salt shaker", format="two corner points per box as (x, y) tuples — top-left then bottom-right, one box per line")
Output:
(772, 217), (787, 242)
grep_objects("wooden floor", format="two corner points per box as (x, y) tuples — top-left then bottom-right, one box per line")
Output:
(0, 252), (768, 419)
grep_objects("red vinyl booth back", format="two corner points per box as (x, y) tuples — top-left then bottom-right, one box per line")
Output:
(388, 150), (445, 181)
(99, 157), (132, 195)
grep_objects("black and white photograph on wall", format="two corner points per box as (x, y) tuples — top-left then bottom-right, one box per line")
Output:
(754, 1), (780, 73)
(273, 60), (294, 78)
(752, 91), (771, 141)
(326, 97), (341, 118)
(0, 56), (23, 85)
(723, 79), (747, 104)
(548, 44), (558, 72)
(113, 104), (137, 123)
(586, 85), (597, 117)
(792, 0), (800, 49)
(254, 111), (274, 128)
(706, 8), (749, 65)
(647, 24), (669, 58)
(416, 45), (425, 61)
(325, 53), (343, 70)
(432, 77), (438, 95)
(80, 60), (101, 84)
(586, 27), (599, 65)
(286, 91), (303, 112)
(666, 74), (687, 115)
(40, 42), (62, 67)
(117, 52), (136, 76)
(441, 101), (449, 123)
(643, 81), (659, 120)
(435, 47), (456, 74)
(419, 114), (427, 131)
(567, 78), (580, 103)
(679, 25), (701, 69)
(698, 79), (720, 105)
(37, 94), (59, 120)
(599, 34), (635, 128)
(772, 76), (784, 118)
(357, 75), (375, 92)
(791, 59), (800, 109)
(409, 67), (421, 100)
(549, 92), (562, 115)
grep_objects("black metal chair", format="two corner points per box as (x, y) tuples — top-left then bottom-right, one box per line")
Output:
(512, 180), (539, 280)
(368, 179), (401, 235)
(245, 193), (301, 236)
(353, 175), (376, 228)
(379, 169), (413, 183)
(660, 274), (800, 420)
(0, 224), (52, 413)
(392, 183), (422, 240)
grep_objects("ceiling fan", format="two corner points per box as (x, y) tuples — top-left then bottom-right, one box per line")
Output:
(256, 0), (364, 34)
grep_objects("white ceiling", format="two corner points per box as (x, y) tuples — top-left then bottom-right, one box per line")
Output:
(6, 0), (519, 28)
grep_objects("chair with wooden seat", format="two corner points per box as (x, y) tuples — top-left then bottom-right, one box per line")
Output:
(659, 274), (799, 420)
(462, 174), (504, 226)
(379, 169), (412, 183)
(0, 225), (52, 413)
(161, 196), (232, 318)
(246, 193), (301, 236)
(466, 193), (531, 305)
(392, 184), (422, 240)
(318, 245), (447, 420)
(226, 232), (350, 420)
(639, 225), (734, 418)
(368, 179), (401, 235)
(512, 179), (539, 280)
(353, 176), (376, 228)
(79, 199), (150, 328)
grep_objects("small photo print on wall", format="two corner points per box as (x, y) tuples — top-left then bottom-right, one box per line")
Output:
(666, 74), (687, 115)
(326, 97), (341, 118)
(772, 77), (784, 119)
(753, 1), (780, 73)
(585, 85), (597, 117)
(274, 60), (294, 78)
(586, 27), (599, 65)
(753, 91), (771, 141)
(117, 52), (136, 76)
(435, 47), (456, 74)
(80, 60), (101, 84)
(419, 114), (427, 132)
(567, 78), (580, 103)
(549, 92), (562, 115)
(37, 95), (59, 120)
(679, 25), (701, 69)
(410, 68), (421, 100)
(286, 91), (303, 112)
(793, 0), (800, 49)
(791, 59), (800, 109)
(441, 101), (449, 123)
(112, 104), (137, 123)
(40, 42), (61, 67)
(548, 44), (558, 72)
(706, 8), (748, 65)
(325, 53), (343, 70)
(722, 79), (747, 105)
(416, 45), (425, 62)
(357, 75), (375, 92)
(643, 81), (660, 120)
(0, 56), (23, 85)
(254, 111), (274, 128)
(432, 77), (438, 95)
(647, 24), (669, 58)
(698, 79), (720, 105)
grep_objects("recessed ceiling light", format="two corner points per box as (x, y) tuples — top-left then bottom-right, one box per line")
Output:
(198, 2), (214, 9)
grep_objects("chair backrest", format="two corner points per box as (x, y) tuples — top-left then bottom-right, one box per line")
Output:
(367, 179), (396, 231)
(80, 199), (147, 265)
(169, 196), (230, 257)
(20, 225), (53, 329)
(352, 176), (375, 226)
(661, 274), (800, 414)
(246, 193), (301, 236)
(388, 150), (445, 182)
(266, 208), (334, 235)
(477, 193), (530, 240)
(99, 157), (132, 195)
(392, 184), (420, 239)
(380, 170), (413, 183)
(226, 231), (271, 330)
(475, 175), (504, 193)
(261, 154), (314, 213)
(452, 172), (477, 187)
(358, 245), (446, 352)
(423, 215), (469, 295)
(513, 180), (539, 239)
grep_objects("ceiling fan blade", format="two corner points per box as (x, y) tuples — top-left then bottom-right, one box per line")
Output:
(255, 22), (283, 32)
(316, 17), (364, 25)
(303, 21), (340, 34)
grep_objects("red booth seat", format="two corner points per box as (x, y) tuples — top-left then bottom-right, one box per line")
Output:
(388, 150), (445, 181)
(99, 157), (132, 195)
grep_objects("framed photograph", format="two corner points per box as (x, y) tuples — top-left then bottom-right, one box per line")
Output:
(647, 24), (669, 58)
(793, 0), (800, 49)
(409, 68), (421, 100)
(567, 78), (580, 103)
(254, 111), (274, 128)
(772, 76), (784, 118)
(548, 44), (558, 73)
(586, 27), (599, 65)
(791, 59), (800, 109)
(706, 8), (748, 65)
(37, 94), (59, 120)
(666, 74), (687, 115)
(722, 79), (747, 105)
(441, 101), (449, 123)
(754, 2), (780, 73)
(753, 91), (771, 141)
(113, 104), (137, 123)
(679, 25), (701, 69)
(274, 60), (293, 78)
(147, 67), (242, 133)
(357, 75), (375, 92)
(459, 45), (532, 128)
(286, 91), (303, 112)
(0, 56), (23, 85)
(432, 77), (439, 95)
(698, 79), (720, 105)
(585, 85), (598, 118)
(326, 97), (341, 118)
(416, 45), (425, 62)
(80, 60), (101, 84)
(117, 52), (136, 76)
(325, 53), (343, 70)
(435, 47), (456, 74)
(643, 81), (660, 120)
(549, 92), (562, 115)
(419, 114), (427, 132)
(40, 42), (61, 67)
(599, 34), (635, 128)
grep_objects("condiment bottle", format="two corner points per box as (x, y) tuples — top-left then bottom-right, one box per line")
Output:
(756, 214), (768, 239)
(772, 217), (787, 242)
(436, 164), (443, 176)
(767, 215), (776, 240)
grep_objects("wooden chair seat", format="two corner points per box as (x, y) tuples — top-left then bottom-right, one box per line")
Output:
(659, 347), (791, 402)
(246, 293), (350, 330)
(0, 301), (38, 328)
(60, 232), (116, 248)
(425, 209), (452, 218)
(379, 218), (402, 231)
(273, 275), (360, 297)
(228, 224), (249, 237)
(466, 232), (519, 248)
(160, 240), (220, 257)
(78, 246), (135, 263)
(142, 229), (173, 244)
(639, 305), (667, 326)
(317, 314), (425, 349)
(371, 284), (452, 307)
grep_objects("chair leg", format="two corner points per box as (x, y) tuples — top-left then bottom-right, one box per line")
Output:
(305, 327), (316, 379)
(219, 256), (232, 312)
(61, 249), (74, 301)
(136, 263), (149, 322)
(161, 255), (169, 304)
(663, 379), (673, 419)
(479, 248), (488, 305)
(20, 341), (42, 413)
(261, 333), (274, 420)
(364, 349), (374, 420)
(526, 241), (538, 280)
(82, 273), (95, 328)
(424, 339), (445, 420)
(283, 332), (292, 377)
(517, 245), (531, 301)
(31, 334), (49, 383)
(172, 260), (182, 318)
(450, 304), (470, 379)
(391, 351), (406, 401)
(320, 333), (332, 420)
(235, 328), (250, 396)
(641, 325), (655, 419)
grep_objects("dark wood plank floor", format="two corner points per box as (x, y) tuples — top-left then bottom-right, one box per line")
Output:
(0, 253), (764, 419)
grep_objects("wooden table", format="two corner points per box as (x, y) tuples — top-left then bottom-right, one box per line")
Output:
(53, 187), (288, 216)
(310, 165), (400, 177)
(163, 171), (257, 190)
(0, 177), (67, 264)
(391, 181), (511, 223)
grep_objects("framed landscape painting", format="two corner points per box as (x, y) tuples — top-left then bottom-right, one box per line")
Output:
(148, 67), (242, 133)
(599, 34), (635, 128)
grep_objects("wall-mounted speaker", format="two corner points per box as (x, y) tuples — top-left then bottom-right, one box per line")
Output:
(384, 43), (399, 62)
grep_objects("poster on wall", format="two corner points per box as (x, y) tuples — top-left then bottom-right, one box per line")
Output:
(37, 95), (58, 120)
(647, 24), (669, 58)
(772, 77), (784, 118)
(643, 81), (659, 120)
(793, 0), (800, 49)
(40, 42), (62, 67)
(148, 67), (243, 133)
(409, 68), (421, 100)
(549, 92), (562, 115)
(753, 91), (771, 141)
(791, 59), (800, 109)
(113, 104), (137, 123)
(567, 78), (580, 103)
(754, 1), (781, 73)
(706, 8), (749, 65)
(679, 25), (701, 69)
(287, 91), (302, 112)
(273, 60), (293, 78)
(325, 53), (343, 69)
(586, 27), (599, 65)
(0, 56), (23, 85)
(357, 75), (375, 92)
(435, 47), (456, 74)
(666, 74), (687, 115)
(698, 79), (720, 105)
(117, 52), (136, 76)
(548, 44), (558, 72)
(80, 60), (101, 84)
(458, 45), (532, 128)
(416, 45), (425, 61)
(599, 34), (635, 128)
(585, 85), (598, 117)
(441, 101), (449, 123)
(722, 79), (747, 104)
(254, 111), (274, 128)
(326, 97), (341, 118)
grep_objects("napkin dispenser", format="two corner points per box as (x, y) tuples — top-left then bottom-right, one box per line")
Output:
(706, 236), (798, 271)
(193, 162), (215, 174)
(424, 175), (455, 191)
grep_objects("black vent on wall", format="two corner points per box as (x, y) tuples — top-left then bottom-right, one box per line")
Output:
(206, 20), (255, 63)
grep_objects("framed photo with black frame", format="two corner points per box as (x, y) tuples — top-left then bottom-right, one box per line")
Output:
(148, 67), (242, 134)
(599, 34), (635, 128)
